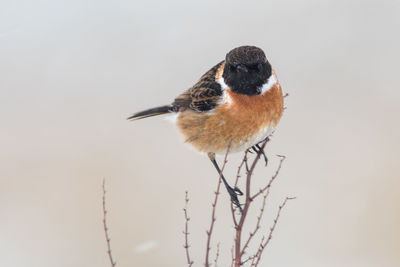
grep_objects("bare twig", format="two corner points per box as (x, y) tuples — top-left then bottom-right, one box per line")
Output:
(251, 155), (286, 200)
(230, 244), (235, 267)
(240, 191), (269, 257)
(251, 197), (295, 266)
(102, 179), (116, 267)
(248, 236), (264, 266)
(205, 144), (231, 267)
(183, 191), (194, 267)
(241, 255), (257, 265)
(231, 150), (249, 226)
(234, 138), (270, 267)
(179, 136), (292, 266)
(234, 150), (249, 188)
(204, 169), (222, 267)
(214, 243), (220, 267)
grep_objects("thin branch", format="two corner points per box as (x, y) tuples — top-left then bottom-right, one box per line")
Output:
(249, 236), (265, 266)
(204, 170), (222, 267)
(240, 191), (269, 257)
(180, 136), (292, 267)
(234, 138), (270, 267)
(230, 244), (235, 267)
(230, 150), (249, 227)
(252, 197), (295, 266)
(214, 243), (220, 267)
(102, 179), (117, 267)
(183, 191), (194, 267)
(245, 152), (250, 173)
(234, 150), (249, 188)
(205, 144), (231, 267)
(241, 255), (257, 266)
(251, 155), (286, 200)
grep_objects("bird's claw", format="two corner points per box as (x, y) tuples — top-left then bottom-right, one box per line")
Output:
(233, 187), (243, 196)
(227, 186), (243, 212)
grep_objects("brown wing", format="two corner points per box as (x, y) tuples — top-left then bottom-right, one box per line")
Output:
(172, 61), (224, 112)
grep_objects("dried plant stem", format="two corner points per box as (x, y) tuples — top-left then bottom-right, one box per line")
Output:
(214, 243), (220, 267)
(204, 167), (222, 266)
(181, 138), (293, 266)
(183, 191), (194, 267)
(205, 144), (231, 267)
(240, 191), (269, 257)
(251, 197), (295, 266)
(230, 151), (249, 226)
(234, 139), (269, 267)
(241, 255), (257, 265)
(251, 155), (286, 200)
(230, 244), (235, 267)
(102, 179), (116, 267)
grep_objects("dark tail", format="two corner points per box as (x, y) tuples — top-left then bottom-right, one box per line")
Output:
(127, 105), (173, 121)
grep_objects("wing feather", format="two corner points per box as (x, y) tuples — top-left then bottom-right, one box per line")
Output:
(172, 61), (224, 113)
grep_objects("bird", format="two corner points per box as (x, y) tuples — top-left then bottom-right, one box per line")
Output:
(128, 46), (284, 211)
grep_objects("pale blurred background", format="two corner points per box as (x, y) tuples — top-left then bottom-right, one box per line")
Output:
(1, 0), (399, 266)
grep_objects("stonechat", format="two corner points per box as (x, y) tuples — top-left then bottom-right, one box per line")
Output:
(128, 46), (284, 210)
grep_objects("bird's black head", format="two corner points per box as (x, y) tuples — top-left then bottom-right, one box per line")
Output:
(222, 46), (272, 96)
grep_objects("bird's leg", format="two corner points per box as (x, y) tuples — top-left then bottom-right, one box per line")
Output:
(208, 153), (243, 212)
(251, 144), (268, 166)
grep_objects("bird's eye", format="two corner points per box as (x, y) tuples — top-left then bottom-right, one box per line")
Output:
(229, 65), (236, 72)
(248, 64), (260, 72)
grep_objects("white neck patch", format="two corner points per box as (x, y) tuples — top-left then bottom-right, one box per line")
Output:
(216, 72), (277, 105)
(260, 74), (277, 94)
(218, 75), (229, 90)
(217, 75), (233, 105)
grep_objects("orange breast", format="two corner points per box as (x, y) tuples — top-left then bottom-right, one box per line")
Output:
(176, 83), (284, 153)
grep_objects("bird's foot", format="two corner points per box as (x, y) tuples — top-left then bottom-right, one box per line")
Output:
(226, 186), (244, 212)
(251, 145), (268, 166)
